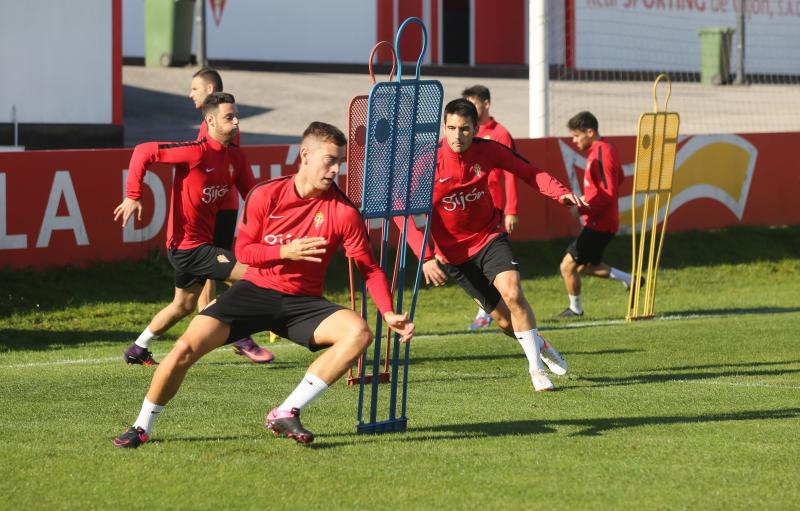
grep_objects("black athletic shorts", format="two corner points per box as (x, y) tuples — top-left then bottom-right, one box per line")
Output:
(567, 227), (615, 266)
(442, 233), (519, 314)
(213, 209), (238, 251)
(166, 244), (237, 289)
(199, 280), (347, 351)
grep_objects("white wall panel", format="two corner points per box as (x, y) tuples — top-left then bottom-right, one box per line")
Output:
(0, 0), (112, 123)
(123, 0), (377, 63)
(575, 1), (800, 74)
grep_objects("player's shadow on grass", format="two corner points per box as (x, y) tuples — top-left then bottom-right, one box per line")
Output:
(412, 407), (800, 438)
(579, 365), (800, 388)
(200, 361), (303, 371)
(407, 348), (642, 367)
(314, 407), (800, 448)
(0, 329), (134, 351)
(638, 359), (800, 373)
(658, 306), (800, 318)
(409, 352), (532, 365)
(151, 435), (260, 445)
(411, 373), (515, 384)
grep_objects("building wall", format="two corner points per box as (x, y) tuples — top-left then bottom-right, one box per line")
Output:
(124, 0), (564, 66)
(2, 132), (798, 268)
(124, 1), (798, 75)
(0, 0), (118, 124)
(574, 1), (800, 74)
(123, 0), (377, 63)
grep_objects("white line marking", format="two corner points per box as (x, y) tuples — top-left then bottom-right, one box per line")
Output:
(1, 344), (300, 369)
(4, 355), (122, 368)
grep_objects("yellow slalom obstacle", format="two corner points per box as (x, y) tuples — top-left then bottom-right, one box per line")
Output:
(627, 74), (680, 321)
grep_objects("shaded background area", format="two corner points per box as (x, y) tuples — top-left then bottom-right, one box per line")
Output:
(123, 84), (298, 145)
(2, 225), (798, 351)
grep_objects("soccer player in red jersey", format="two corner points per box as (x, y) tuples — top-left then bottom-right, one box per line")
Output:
(190, 68), (240, 310)
(188, 68), (273, 363)
(113, 92), (267, 366)
(113, 122), (414, 448)
(401, 99), (586, 392)
(462, 85), (518, 331)
(559, 111), (632, 317)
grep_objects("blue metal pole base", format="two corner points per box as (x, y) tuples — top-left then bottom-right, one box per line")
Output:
(357, 417), (408, 435)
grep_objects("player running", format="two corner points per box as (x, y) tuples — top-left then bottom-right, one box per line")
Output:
(114, 92), (271, 366)
(461, 85), (519, 331)
(113, 122), (414, 448)
(401, 99), (587, 392)
(559, 111), (632, 317)
(187, 68), (274, 362)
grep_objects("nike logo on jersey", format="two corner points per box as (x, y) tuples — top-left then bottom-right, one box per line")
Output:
(438, 177), (452, 183)
(269, 215), (284, 219)
(205, 167), (215, 173)
(511, 261), (519, 266)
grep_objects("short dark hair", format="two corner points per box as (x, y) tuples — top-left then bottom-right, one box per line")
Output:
(302, 121), (346, 147)
(443, 98), (478, 128)
(462, 85), (490, 103)
(193, 67), (224, 91)
(567, 111), (599, 133)
(202, 92), (236, 117)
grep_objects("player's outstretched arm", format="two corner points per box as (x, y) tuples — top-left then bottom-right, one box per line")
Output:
(384, 311), (415, 343)
(115, 141), (203, 227)
(490, 142), (576, 202)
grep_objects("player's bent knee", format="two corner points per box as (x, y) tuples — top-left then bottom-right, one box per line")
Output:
(494, 315), (512, 332)
(351, 326), (373, 351)
(500, 286), (523, 308)
(171, 339), (201, 368)
(171, 297), (197, 316)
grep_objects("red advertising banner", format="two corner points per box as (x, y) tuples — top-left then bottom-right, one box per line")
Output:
(1, 133), (798, 269)
(0, 145), (300, 269)
(510, 132), (800, 241)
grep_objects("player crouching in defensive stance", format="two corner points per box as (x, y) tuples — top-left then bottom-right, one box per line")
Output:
(113, 122), (414, 448)
(400, 99), (587, 392)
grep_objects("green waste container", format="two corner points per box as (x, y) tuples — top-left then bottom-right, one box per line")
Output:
(145, 0), (195, 67)
(698, 27), (735, 86)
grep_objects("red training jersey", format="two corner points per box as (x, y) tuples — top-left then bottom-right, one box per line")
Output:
(125, 136), (255, 250)
(198, 119), (242, 211)
(402, 138), (571, 265)
(235, 176), (394, 315)
(476, 117), (518, 215)
(577, 139), (624, 233)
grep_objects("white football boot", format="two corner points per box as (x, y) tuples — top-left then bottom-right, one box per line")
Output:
(530, 368), (555, 392)
(539, 336), (568, 375)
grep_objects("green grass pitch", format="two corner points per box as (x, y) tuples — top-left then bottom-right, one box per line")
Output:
(1, 226), (799, 510)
